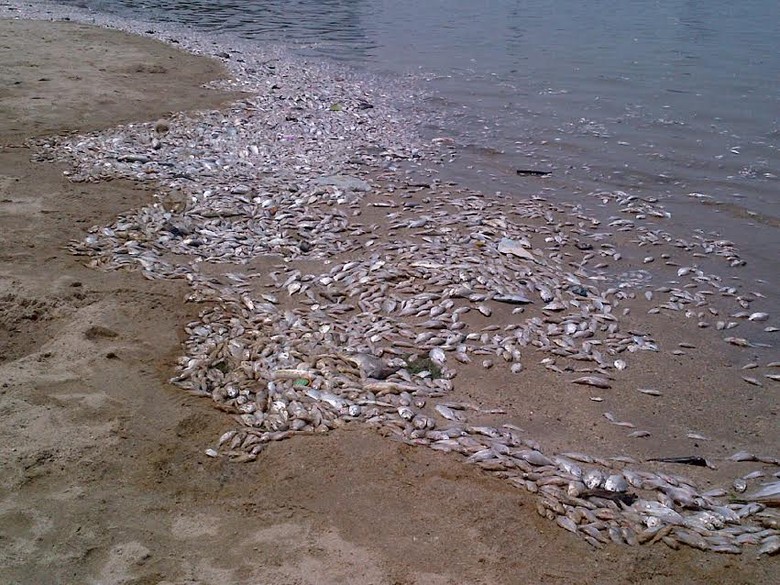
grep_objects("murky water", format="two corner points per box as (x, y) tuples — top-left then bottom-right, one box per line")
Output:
(61, 0), (780, 285)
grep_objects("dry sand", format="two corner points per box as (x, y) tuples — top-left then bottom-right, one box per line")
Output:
(0, 19), (778, 585)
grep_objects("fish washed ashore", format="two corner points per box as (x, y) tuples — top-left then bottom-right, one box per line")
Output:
(2, 2), (779, 583)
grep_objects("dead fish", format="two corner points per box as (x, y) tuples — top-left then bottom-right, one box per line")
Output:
(583, 469), (604, 489)
(516, 168), (551, 177)
(604, 474), (629, 493)
(742, 469), (766, 479)
(648, 456), (709, 467)
(728, 451), (757, 462)
(477, 304), (492, 317)
(346, 353), (399, 380)
(497, 237), (537, 262)
(743, 480), (780, 504)
(758, 535), (780, 556)
(435, 404), (465, 422)
(673, 528), (708, 551)
(632, 500), (685, 525)
(628, 430), (651, 438)
(556, 515), (578, 534)
(581, 488), (636, 505)
(454, 351), (472, 364)
(519, 449), (554, 467)
(493, 293), (534, 305)
(572, 376), (612, 389)
(429, 347), (446, 366)
(272, 368), (315, 380)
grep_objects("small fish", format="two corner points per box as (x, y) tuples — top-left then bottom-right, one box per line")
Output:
(758, 535), (780, 556)
(560, 452), (593, 464)
(493, 293), (534, 305)
(572, 375), (611, 389)
(556, 515), (578, 534)
(628, 430), (651, 438)
(477, 304), (492, 317)
(638, 388), (662, 396)
(429, 347), (446, 366)
(519, 449), (554, 466)
(728, 451), (756, 462)
(435, 404), (464, 422)
(743, 480), (780, 504)
(748, 312), (769, 321)
(582, 488), (636, 505)
(648, 456), (709, 467)
(516, 169), (551, 177)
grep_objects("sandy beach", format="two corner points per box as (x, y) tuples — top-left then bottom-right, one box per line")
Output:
(0, 16), (778, 585)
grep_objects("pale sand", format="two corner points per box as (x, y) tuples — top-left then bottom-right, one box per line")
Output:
(0, 19), (777, 584)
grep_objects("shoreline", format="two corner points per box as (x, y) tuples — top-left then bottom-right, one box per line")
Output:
(0, 7), (778, 585)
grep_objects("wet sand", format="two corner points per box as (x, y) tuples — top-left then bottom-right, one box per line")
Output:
(0, 18), (778, 585)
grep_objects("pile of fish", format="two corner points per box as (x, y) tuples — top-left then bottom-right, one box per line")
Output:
(22, 5), (779, 556)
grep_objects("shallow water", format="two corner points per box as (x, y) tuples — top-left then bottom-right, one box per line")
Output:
(56, 0), (780, 299)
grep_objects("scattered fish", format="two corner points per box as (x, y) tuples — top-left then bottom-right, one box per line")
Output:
(34, 17), (777, 556)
